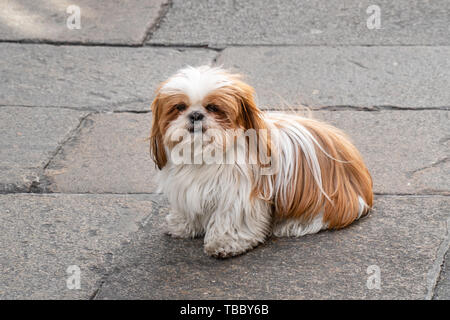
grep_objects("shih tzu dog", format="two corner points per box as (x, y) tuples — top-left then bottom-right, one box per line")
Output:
(150, 65), (373, 258)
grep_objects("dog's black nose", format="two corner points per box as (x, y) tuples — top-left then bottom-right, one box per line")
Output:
(188, 111), (204, 123)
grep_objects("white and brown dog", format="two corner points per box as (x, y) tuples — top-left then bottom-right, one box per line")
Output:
(150, 66), (373, 258)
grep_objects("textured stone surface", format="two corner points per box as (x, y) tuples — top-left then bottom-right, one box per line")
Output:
(45, 110), (449, 195)
(94, 196), (450, 299)
(217, 46), (450, 109)
(0, 43), (217, 111)
(45, 113), (158, 194)
(0, 193), (164, 299)
(149, 0), (450, 46)
(0, 107), (86, 193)
(1, 0), (449, 301)
(0, 0), (168, 45)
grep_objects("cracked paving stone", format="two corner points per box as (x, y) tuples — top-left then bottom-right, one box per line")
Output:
(149, 0), (450, 47)
(0, 43), (217, 111)
(0, 107), (87, 193)
(45, 113), (157, 194)
(45, 110), (449, 195)
(216, 46), (450, 109)
(93, 195), (450, 299)
(0, 193), (165, 299)
(0, 0), (169, 45)
(434, 249), (450, 299)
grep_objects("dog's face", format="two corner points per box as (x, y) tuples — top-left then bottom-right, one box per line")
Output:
(150, 66), (266, 169)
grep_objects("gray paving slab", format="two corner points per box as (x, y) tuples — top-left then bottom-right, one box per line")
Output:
(148, 0), (450, 46)
(0, 43), (217, 111)
(0, 0), (168, 45)
(44, 110), (449, 195)
(94, 195), (449, 299)
(434, 251), (450, 299)
(0, 193), (165, 299)
(217, 46), (450, 109)
(0, 106), (86, 193)
(45, 113), (158, 194)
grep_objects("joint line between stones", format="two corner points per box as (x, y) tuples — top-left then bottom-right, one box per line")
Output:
(141, 0), (173, 45)
(428, 218), (450, 299)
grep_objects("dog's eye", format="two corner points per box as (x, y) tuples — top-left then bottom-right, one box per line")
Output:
(174, 103), (187, 111)
(206, 104), (219, 112)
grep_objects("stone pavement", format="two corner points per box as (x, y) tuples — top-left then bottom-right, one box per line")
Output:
(0, 0), (449, 300)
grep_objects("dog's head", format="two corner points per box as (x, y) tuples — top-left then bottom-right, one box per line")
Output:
(150, 66), (267, 169)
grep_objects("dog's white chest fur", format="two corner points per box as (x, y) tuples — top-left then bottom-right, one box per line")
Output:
(158, 162), (273, 257)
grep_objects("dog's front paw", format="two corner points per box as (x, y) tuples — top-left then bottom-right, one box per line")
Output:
(165, 213), (203, 239)
(165, 224), (202, 239)
(204, 238), (257, 259)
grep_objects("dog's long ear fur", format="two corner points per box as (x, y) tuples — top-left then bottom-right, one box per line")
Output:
(232, 80), (266, 132)
(236, 80), (273, 164)
(150, 92), (167, 170)
(231, 79), (274, 200)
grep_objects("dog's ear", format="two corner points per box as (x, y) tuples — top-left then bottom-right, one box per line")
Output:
(232, 79), (273, 178)
(233, 80), (266, 132)
(150, 91), (167, 170)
